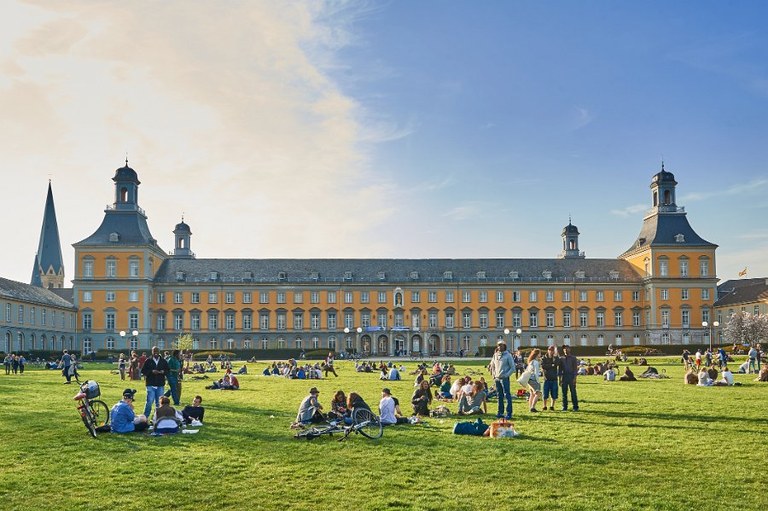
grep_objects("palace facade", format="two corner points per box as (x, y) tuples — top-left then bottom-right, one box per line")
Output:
(67, 163), (719, 355)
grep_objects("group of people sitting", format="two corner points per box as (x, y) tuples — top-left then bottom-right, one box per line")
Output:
(684, 365), (737, 386)
(291, 386), (415, 428)
(110, 389), (205, 434)
(205, 370), (240, 390)
(261, 353), (339, 379)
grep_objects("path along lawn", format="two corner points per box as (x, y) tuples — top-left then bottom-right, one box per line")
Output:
(0, 357), (765, 511)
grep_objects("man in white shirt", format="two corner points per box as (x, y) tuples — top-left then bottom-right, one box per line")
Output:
(379, 388), (397, 425)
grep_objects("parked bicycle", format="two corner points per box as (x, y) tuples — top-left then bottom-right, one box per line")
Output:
(294, 408), (383, 441)
(73, 380), (110, 438)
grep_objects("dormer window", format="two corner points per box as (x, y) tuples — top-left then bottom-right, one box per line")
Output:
(443, 271), (453, 281)
(609, 270), (620, 280)
(542, 270), (552, 280)
(209, 271), (219, 281)
(675, 233), (685, 243)
(509, 271), (519, 279)
(310, 271), (319, 281)
(175, 271), (185, 281)
(575, 271), (586, 279)
(377, 271), (386, 281)
(477, 271), (486, 280)
(278, 271), (287, 281)
(410, 271), (419, 280)
(243, 271), (253, 282)
(109, 232), (120, 243)
(344, 271), (353, 281)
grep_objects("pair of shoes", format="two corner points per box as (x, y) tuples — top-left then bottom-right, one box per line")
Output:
(542, 406), (548, 410)
(530, 408), (539, 413)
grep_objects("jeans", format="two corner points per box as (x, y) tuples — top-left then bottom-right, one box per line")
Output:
(495, 377), (512, 419)
(561, 378), (578, 410)
(165, 375), (180, 405)
(144, 385), (165, 417)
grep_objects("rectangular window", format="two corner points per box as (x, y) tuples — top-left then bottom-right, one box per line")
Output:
(129, 312), (139, 330)
(225, 292), (235, 304)
(191, 313), (200, 331)
(428, 290), (438, 303)
(702, 309), (710, 324)
(157, 292), (166, 304)
(310, 312), (320, 329)
(128, 291), (139, 302)
(394, 311), (404, 327)
(30, 307), (35, 326)
(545, 291), (554, 302)
(529, 291), (537, 302)
(361, 312), (371, 328)
(105, 312), (115, 331)
(462, 312), (471, 328)
(259, 291), (269, 304)
(562, 290), (571, 302)
(632, 311), (641, 327)
(377, 313), (387, 329)
(445, 311), (454, 329)
(310, 291), (319, 304)
(328, 291), (337, 304)
(82, 312), (92, 331)
(563, 311), (571, 328)
(260, 314), (269, 330)
(361, 291), (370, 304)
(661, 310), (670, 327)
(614, 290), (622, 301)
(512, 291), (520, 302)
(173, 292), (182, 304)
(659, 259), (669, 276)
(243, 292), (252, 304)
(596, 312), (605, 327)
(479, 312), (488, 329)
(462, 291), (471, 303)
(429, 311), (438, 328)
(129, 260), (139, 278)
(579, 311), (588, 327)
(175, 313), (184, 331)
(293, 312), (303, 330)
(191, 292), (200, 304)
(344, 312), (354, 329)
(496, 291), (504, 303)
(495, 312), (505, 329)
(681, 310), (690, 328)
(103, 291), (115, 303)
(412, 291), (420, 303)
(529, 311), (538, 328)
(106, 259), (116, 278)
(327, 312), (337, 330)
(512, 311), (521, 328)
(660, 289), (669, 300)
(157, 314), (166, 331)
(680, 260), (689, 277)
(412, 314), (420, 329)
(344, 291), (353, 304)
(479, 291), (487, 303)
(632, 290), (640, 301)
(208, 312), (218, 330)
(681, 289), (689, 300)
(445, 291), (454, 303)
(579, 291), (588, 302)
(294, 292), (303, 304)
(83, 260), (94, 278)
(596, 291), (604, 302)
(546, 311), (555, 328)
(702, 289), (710, 300)
(277, 312), (287, 330)
(41, 307), (45, 325)
(83, 291), (92, 303)
(208, 292), (218, 304)
(614, 311), (623, 327)
(700, 260), (709, 277)
(378, 291), (387, 304)
(226, 313), (235, 330)
(277, 292), (286, 304)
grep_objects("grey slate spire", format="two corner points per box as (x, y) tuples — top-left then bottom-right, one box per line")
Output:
(31, 181), (65, 288)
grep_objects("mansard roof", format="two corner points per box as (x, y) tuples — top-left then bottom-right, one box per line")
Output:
(0, 277), (75, 309)
(621, 211), (717, 257)
(74, 209), (158, 247)
(154, 257), (643, 285)
(715, 279), (768, 308)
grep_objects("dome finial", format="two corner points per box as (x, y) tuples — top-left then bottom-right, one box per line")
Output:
(125, 151), (128, 167)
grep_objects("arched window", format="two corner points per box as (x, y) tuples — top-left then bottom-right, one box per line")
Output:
(120, 187), (128, 202)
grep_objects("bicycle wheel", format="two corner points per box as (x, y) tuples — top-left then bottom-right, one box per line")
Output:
(294, 427), (327, 440)
(90, 400), (110, 427)
(81, 406), (97, 438)
(353, 408), (383, 439)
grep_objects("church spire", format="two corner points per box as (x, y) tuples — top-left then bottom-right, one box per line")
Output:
(32, 181), (65, 288)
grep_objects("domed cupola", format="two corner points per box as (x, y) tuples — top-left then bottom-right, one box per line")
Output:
(650, 162), (678, 212)
(559, 218), (585, 259)
(172, 217), (194, 258)
(112, 158), (141, 210)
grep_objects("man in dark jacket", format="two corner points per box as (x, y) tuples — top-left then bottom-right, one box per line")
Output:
(541, 346), (560, 410)
(141, 346), (170, 417)
(559, 345), (579, 411)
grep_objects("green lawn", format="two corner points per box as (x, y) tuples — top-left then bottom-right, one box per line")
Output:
(0, 357), (765, 511)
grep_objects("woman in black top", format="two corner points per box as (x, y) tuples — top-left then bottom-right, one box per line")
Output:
(411, 380), (432, 416)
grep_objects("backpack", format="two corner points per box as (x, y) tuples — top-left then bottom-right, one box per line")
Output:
(453, 418), (488, 436)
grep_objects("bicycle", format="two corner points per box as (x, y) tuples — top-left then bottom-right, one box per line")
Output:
(294, 408), (383, 441)
(73, 380), (110, 438)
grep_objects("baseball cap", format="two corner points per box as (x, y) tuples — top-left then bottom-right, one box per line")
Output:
(123, 388), (137, 400)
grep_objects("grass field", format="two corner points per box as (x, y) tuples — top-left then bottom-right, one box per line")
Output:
(0, 356), (765, 511)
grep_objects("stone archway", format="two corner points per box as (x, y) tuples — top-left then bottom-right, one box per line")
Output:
(411, 335), (422, 355)
(360, 335), (371, 355)
(428, 334), (441, 355)
(377, 335), (389, 356)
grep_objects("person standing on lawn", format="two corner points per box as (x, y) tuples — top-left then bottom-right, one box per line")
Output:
(490, 341), (515, 420)
(324, 352), (338, 377)
(541, 345), (560, 411)
(141, 346), (169, 418)
(559, 345), (579, 412)
(61, 349), (72, 383)
(164, 350), (182, 406)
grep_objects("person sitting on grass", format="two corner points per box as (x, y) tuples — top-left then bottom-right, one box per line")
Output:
(111, 388), (149, 433)
(619, 367), (637, 381)
(715, 366), (735, 386)
(457, 380), (487, 415)
(755, 366), (768, 382)
(449, 377), (464, 400)
(411, 379), (432, 416)
(435, 375), (453, 401)
(329, 390), (350, 421)
(697, 368), (714, 386)
(738, 360), (750, 374)
(379, 388), (410, 425)
(684, 368), (698, 385)
(182, 395), (205, 425)
(379, 366), (389, 380)
(237, 365), (247, 375)
(387, 365), (401, 381)
(153, 396), (183, 434)
(346, 391), (372, 418)
(292, 387), (324, 428)
(604, 366), (616, 381)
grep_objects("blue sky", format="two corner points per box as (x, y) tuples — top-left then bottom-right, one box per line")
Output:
(1, 0), (767, 284)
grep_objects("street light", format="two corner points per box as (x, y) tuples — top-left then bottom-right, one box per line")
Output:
(515, 327), (522, 350)
(702, 321), (720, 352)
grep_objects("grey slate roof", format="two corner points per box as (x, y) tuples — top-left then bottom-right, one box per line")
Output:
(715, 279), (768, 308)
(0, 277), (75, 309)
(154, 257), (643, 285)
(30, 256), (42, 287)
(621, 211), (717, 257)
(74, 210), (159, 247)
(31, 182), (64, 284)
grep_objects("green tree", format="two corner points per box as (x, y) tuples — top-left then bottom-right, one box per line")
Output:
(174, 333), (194, 352)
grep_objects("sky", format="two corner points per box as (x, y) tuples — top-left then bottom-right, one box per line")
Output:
(1, 0), (767, 285)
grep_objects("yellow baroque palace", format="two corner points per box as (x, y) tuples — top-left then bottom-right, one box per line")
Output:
(69, 163), (718, 356)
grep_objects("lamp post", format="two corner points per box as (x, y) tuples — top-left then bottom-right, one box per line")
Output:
(515, 328), (522, 350)
(343, 327), (350, 355)
(120, 330), (126, 348)
(356, 327), (362, 354)
(702, 320), (720, 352)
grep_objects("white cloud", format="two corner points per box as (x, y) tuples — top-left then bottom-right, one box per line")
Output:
(610, 203), (647, 217)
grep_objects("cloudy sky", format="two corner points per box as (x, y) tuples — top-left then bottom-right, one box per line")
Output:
(2, 0), (767, 284)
